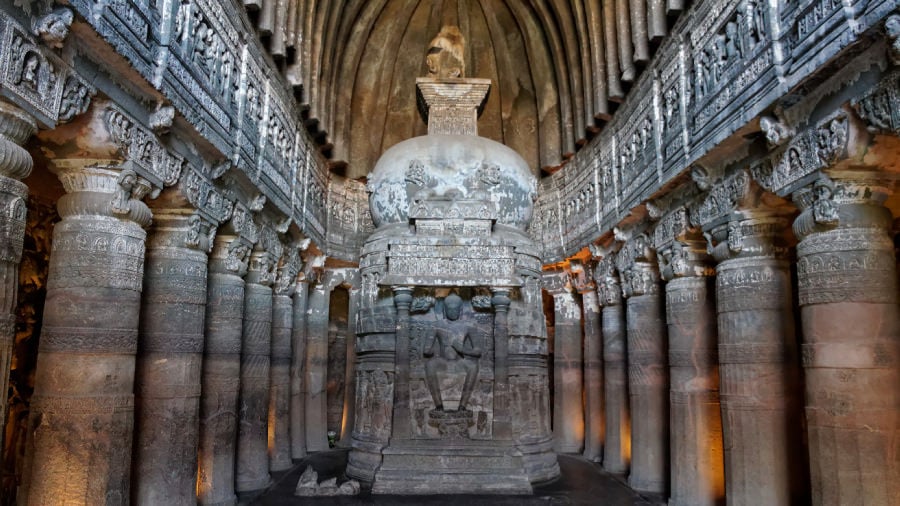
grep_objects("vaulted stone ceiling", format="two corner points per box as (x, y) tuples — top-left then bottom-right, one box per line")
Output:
(255, 0), (683, 179)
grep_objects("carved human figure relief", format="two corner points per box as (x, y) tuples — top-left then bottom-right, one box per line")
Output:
(423, 293), (482, 413)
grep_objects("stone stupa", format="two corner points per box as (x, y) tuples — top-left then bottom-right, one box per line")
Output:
(345, 26), (559, 495)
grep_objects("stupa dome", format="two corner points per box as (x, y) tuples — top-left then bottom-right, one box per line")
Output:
(367, 133), (537, 230)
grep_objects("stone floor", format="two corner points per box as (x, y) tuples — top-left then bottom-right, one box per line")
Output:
(245, 450), (664, 505)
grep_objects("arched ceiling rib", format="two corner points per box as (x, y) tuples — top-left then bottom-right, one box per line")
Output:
(245, 0), (686, 179)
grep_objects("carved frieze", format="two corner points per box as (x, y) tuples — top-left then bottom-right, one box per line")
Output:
(0, 15), (93, 127)
(106, 106), (184, 190)
(178, 167), (235, 226)
(852, 70), (900, 134)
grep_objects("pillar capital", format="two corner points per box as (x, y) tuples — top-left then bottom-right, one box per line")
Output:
(541, 269), (572, 297)
(246, 225), (283, 286)
(50, 159), (155, 228)
(0, 100), (37, 181)
(616, 233), (660, 298)
(792, 170), (896, 241)
(392, 286), (414, 308)
(568, 260), (595, 294)
(274, 243), (304, 296)
(593, 253), (622, 307)
(652, 205), (714, 281)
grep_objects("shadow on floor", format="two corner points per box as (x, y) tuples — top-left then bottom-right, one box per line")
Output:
(245, 449), (663, 506)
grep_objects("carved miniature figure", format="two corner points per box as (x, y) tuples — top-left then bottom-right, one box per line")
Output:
(423, 293), (482, 412)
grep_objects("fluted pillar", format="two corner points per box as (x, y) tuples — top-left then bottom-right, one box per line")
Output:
(132, 210), (212, 505)
(289, 277), (310, 459)
(655, 210), (724, 506)
(596, 254), (630, 474)
(269, 248), (301, 472)
(236, 237), (280, 492)
(705, 210), (806, 506)
(573, 262), (603, 463)
(547, 271), (584, 454)
(619, 235), (668, 495)
(198, 233), (251, 506)
(793, 175), (899, 505)
(20, 161), (152, 505)
(0, 101), (35, 442)
(305, 276), (332, 452)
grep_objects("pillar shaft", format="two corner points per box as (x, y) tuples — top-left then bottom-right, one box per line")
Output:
(21, 164), (151, 505)
(132, 212), (209, 505)
(714, 215), (805, 506)
(339, 286), (361, 445)
(666, 275), (724, 506)
(269, 291), (293, 471)
(492, 289), (512, 440)
(552, 289), (584, 454)
(582, 289), (604, 462)
(389, 287), (412, 439)
(794, 179), (899, 505)
(305, 282), (331, 451)
(602, 301), (630, 474)
(289, 279), (309, 459)
(198, 236), (249, 506)
(236, 248), (275, 492)
(0, 101), (34, 444)
(624, 274), (668, 494)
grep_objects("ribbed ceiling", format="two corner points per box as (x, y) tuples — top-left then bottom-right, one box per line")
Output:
(251, 0), (683, 179)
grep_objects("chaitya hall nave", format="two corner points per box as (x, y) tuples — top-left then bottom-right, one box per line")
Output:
(0, 0), (897, 504)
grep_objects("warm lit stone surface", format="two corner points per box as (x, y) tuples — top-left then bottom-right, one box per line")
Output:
(132, 211), (209, 505)
(552, 287), (585, 455)
(21, 163), (151, 505)
(198, 234), (249, 506)
(794, 179), (900, 505)
(236, 245), (277, 492)
(665, 276), (724, 506)
(582, 289), (604, 463)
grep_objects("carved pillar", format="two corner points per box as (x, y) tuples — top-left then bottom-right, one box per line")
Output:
(197, 232), (251, 506)
(546, 271), (585, 454)
(655, 208), (724, 506)
(269, 247), (301, 472)
(704, 209), (805, 506)
(305, 275), (333, 452)
(389, 286), (413, 439)
(573, 262), (603, 462)
(491, 288), (512, 440)
(339, 281), (361, 446)
(132, 209), (212, 505)
(289, 276), (310, 459)
(615, 0), (635, 81)
(793, 175), (899, 505)
(236, 235), (280, 492)
(602, 0), (625, 98)
(596, 254), (630, 474)
(0, 101), (34, 442)
(618, 235), (668, 495)
(20, 161), (152, 505)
